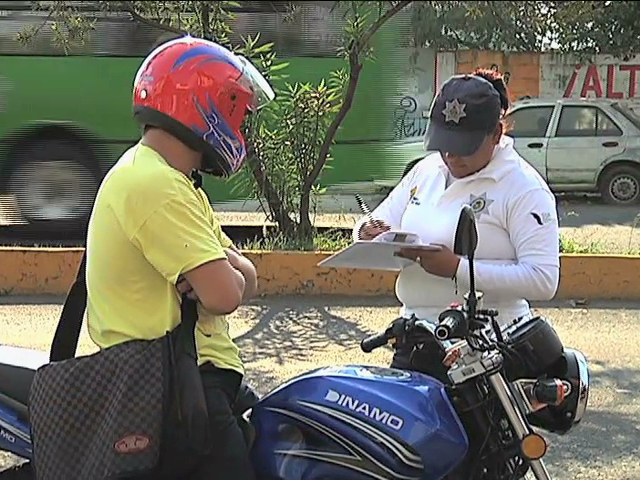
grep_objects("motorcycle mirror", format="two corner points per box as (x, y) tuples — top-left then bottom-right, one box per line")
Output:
(454, 205), (480, 320)
(453, 205), (478, 259)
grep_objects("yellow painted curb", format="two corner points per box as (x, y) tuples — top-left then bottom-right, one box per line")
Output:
(1, 248), (640, 300)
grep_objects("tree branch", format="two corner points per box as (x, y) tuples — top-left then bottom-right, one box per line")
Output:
(298, 0), (412, 234)
(306, 1), (411, 190)
(246, 154), (296, 235)
(27, 7), (56, 40)
(360, 0), (412, 49)
(120, 1), (187, 36)
(200, 2), (211, 40)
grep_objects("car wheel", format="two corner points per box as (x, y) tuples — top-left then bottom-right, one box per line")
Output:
(5, 137), (101, 234)
(598, 164), (640, 205)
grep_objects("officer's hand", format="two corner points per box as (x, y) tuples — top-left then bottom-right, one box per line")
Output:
(358, 220), (391, 240)
(395, 244), (460, 279)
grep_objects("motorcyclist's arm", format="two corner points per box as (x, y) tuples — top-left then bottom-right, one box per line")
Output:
(132, 196), (245, 315)
(183, 259), (246, 314)
(213, 220), (258, 302)
(454, 187), (560, 301)
(225, 246), (258, 301)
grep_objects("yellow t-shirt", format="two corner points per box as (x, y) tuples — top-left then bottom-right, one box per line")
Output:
(85, 143), (244, 375)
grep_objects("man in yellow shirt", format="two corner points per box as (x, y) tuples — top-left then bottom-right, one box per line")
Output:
(85, 36), (275, 479)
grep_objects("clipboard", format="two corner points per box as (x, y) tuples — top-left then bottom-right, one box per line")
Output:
(317, 230), (442, 272)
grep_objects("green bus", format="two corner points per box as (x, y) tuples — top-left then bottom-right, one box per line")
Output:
(0, 1), (424, 234)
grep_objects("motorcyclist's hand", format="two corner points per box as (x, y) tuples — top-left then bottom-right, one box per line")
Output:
(395, 244), (460, 279)
(224, 247), (245, 269)
(358, 220), (391, 240)
(224, 247), (259, 301)
(176, 275), (199, 300)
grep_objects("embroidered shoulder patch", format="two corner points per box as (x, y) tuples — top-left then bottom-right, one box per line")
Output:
(409, 186), (420, 205)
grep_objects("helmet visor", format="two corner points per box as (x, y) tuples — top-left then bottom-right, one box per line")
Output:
(236, 55), (276, 111)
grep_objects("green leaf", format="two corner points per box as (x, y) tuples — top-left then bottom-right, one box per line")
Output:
(270, 61), (290, 71)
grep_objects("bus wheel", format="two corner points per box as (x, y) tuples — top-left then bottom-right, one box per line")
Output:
(6, 136), (101, 235)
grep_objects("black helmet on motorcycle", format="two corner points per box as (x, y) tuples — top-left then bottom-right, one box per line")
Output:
(527, 348), (590, 435)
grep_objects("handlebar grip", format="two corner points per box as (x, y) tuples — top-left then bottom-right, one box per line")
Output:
(360, 332), (390, 353)
(435, 314), (462, 341)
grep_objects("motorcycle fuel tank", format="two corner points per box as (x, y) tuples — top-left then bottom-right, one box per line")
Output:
(249, 365), (468, 480)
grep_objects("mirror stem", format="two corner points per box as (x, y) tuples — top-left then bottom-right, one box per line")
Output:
(467, 253), (477, 319)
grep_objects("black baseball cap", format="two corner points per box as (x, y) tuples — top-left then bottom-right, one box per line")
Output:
(424, 74), (502, 157)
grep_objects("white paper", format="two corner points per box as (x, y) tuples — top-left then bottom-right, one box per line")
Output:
(317, 230), (441, 272)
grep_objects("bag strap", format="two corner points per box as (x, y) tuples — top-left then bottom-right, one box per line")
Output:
(49, 250), (198, 362)
(49, 251), (87, 362)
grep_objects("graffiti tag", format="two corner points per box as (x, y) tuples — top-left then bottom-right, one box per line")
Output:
(563, 63), (640, 99)
(393, 96), (429, 140)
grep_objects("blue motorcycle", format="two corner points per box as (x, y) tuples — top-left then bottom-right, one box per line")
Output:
(0, 206), (590, 479)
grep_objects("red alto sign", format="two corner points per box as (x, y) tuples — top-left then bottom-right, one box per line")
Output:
(563, 63), (640, 99)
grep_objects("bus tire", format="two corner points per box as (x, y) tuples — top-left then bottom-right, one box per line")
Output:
(5, 135), (102, 236)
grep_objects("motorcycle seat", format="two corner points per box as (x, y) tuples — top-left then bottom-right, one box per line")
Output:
(0, 345), (49, 407)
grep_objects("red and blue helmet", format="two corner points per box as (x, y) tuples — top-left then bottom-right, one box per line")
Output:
(132, 36), (275, 177)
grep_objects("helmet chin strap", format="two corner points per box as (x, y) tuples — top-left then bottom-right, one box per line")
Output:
(199, 149), (232, 178)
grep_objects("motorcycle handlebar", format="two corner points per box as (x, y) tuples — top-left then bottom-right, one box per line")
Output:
(360, 331), (390, 353)
(435, 310), (466, 341)
(362, 304), (488, 352)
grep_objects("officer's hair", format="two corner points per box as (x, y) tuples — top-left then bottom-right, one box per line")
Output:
(471, 68), (511, 134)
(472, 68), (510, 112)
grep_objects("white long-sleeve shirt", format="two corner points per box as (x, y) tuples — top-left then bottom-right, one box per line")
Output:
(353, 135), (560, 326)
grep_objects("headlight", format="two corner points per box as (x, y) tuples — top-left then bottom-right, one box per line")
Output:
(526, 348), (590, 435)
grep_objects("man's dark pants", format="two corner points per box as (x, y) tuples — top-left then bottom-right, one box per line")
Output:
(189, 363), (257, 480)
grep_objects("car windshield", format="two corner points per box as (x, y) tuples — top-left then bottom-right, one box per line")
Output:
(611, 102), (640, 130)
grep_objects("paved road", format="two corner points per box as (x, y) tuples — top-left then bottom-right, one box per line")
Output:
(0, 295), (638, 479)
(553, 195), (640, 228)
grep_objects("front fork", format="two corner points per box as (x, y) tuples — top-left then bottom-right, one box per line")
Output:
(487, 373), (552, 480)
(444, 341), (554, 480)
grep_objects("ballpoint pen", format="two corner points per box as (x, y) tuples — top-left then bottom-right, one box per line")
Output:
(355, 194), (384, 229)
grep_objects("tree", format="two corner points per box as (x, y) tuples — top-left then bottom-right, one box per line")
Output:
(17, 0), (411, 246)
(409, 1), (555, 52)
(409, 1), (640, 59)
(285, 1), (412, 239)
(550, 1), (640, 59)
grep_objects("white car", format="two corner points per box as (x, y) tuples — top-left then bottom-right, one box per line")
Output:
(391, 97), (640, 205)
(505, 97), (640, 205)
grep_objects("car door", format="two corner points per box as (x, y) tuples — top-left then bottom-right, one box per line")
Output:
(504, 105), (555, 179)
(545, 105), (627, 186)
